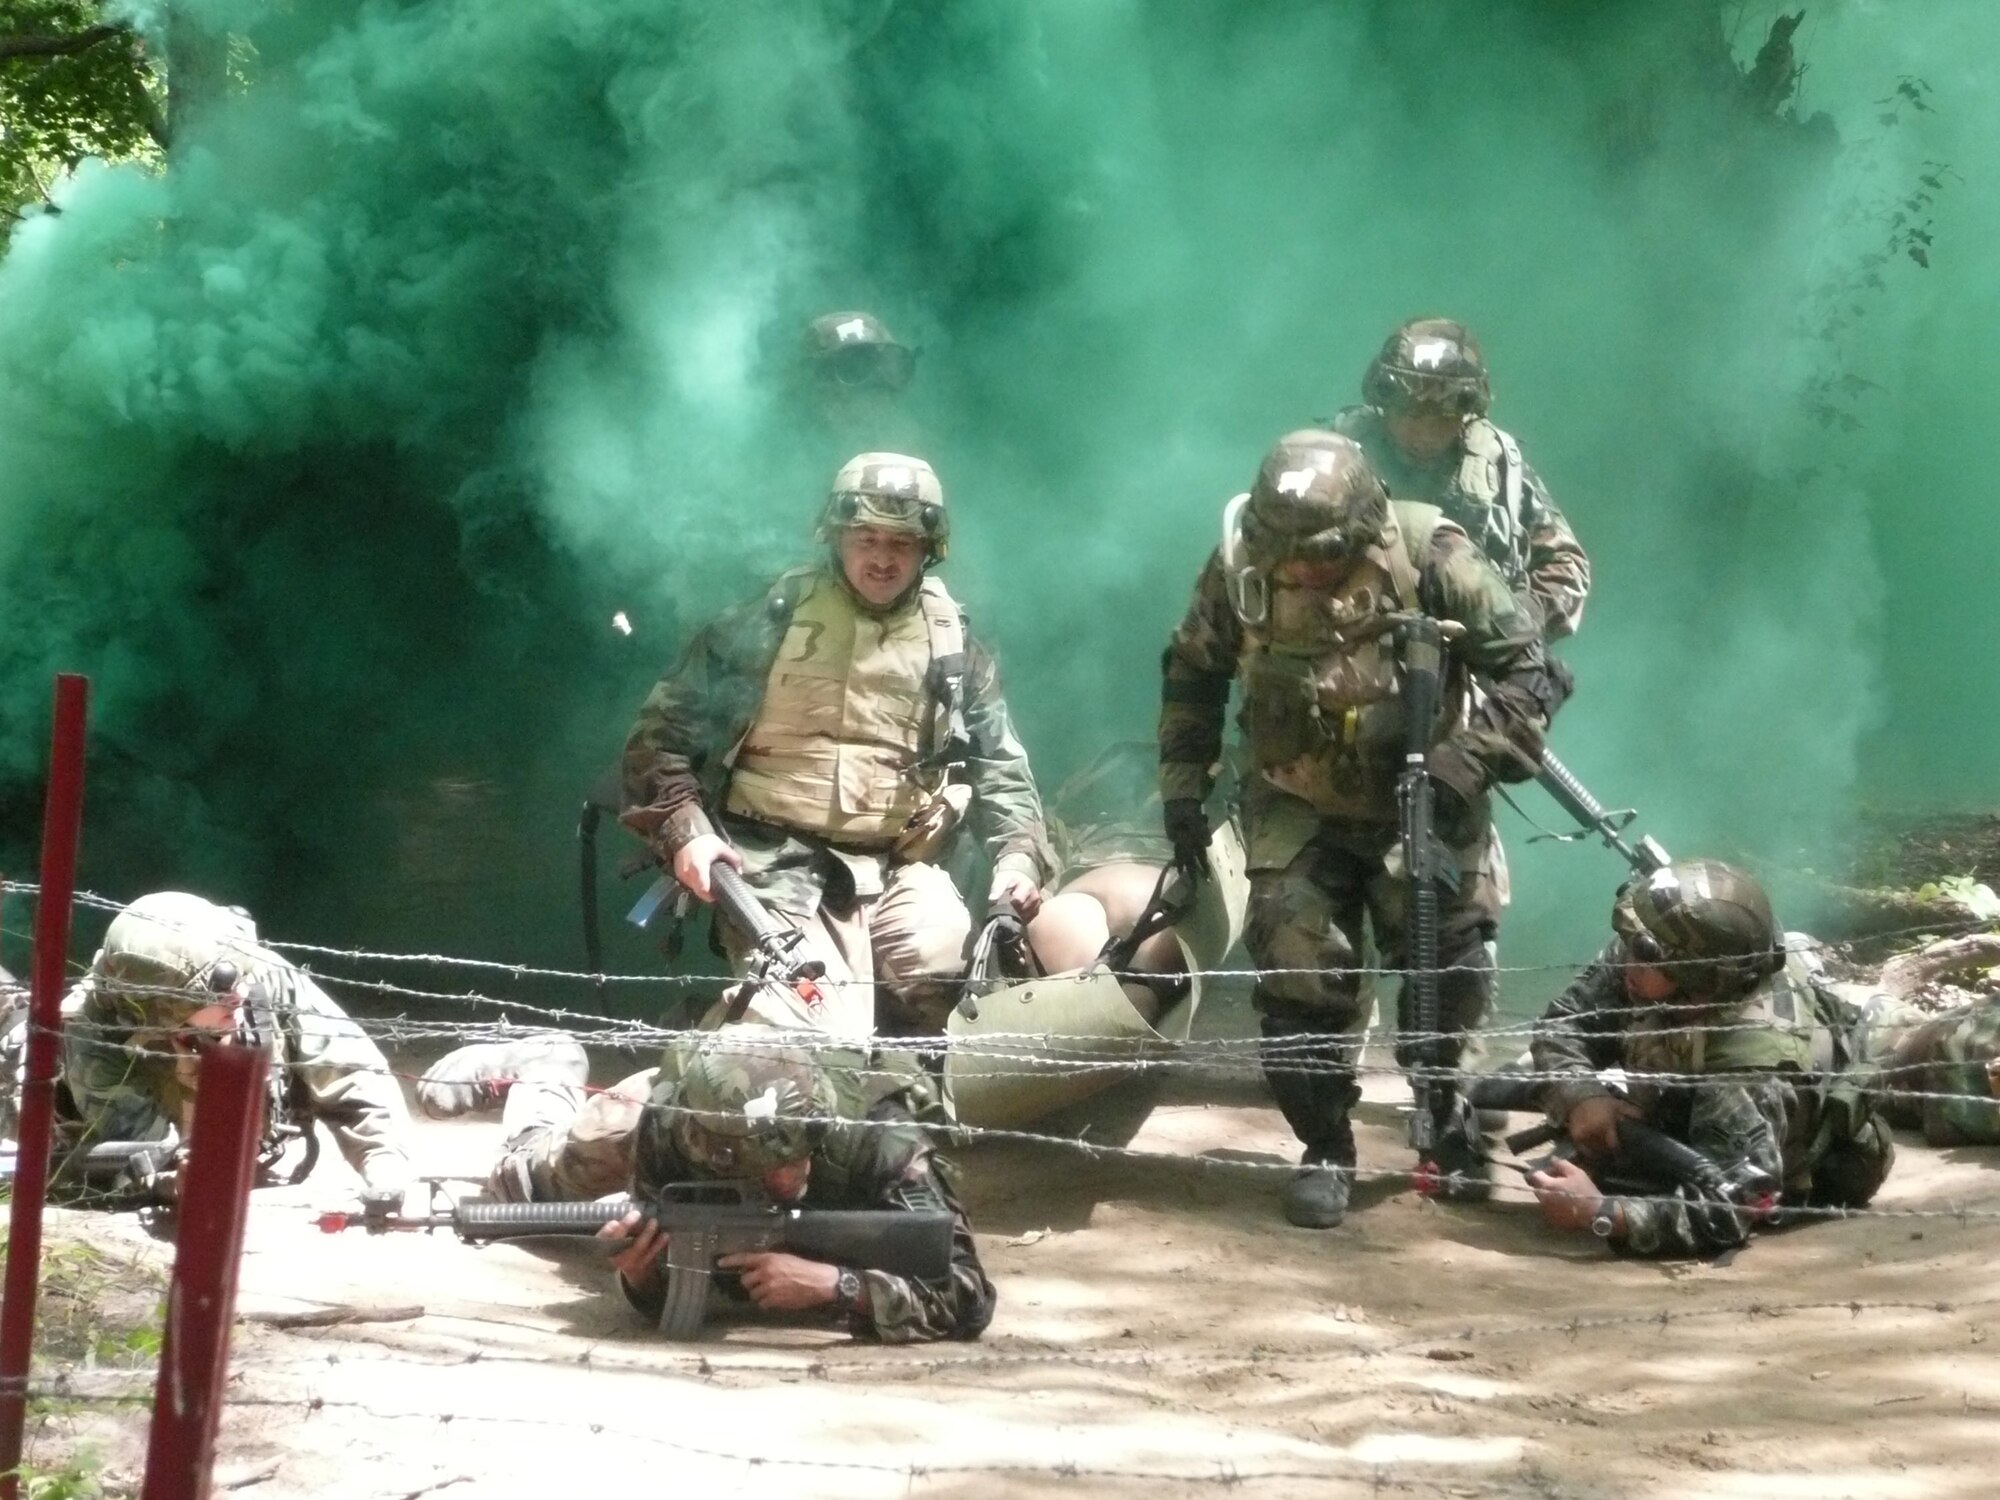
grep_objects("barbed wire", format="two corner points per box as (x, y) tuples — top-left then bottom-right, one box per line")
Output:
(8, 879), (1995, 991)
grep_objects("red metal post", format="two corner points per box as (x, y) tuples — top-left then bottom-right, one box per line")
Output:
(141, 1043), (268, 1500)
(0, 674), (89, 1500)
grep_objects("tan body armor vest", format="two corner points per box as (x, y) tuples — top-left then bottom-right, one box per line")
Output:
(725, 572), (963, 846)
(1236, 500), (1458, 819)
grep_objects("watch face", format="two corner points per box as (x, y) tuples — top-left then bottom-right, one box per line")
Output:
(838, 1268), (862, 1305)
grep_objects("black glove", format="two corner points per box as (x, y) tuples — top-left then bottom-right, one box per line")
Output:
(1427, 743), (1488, 850)
(1162, 797), (1212, 883)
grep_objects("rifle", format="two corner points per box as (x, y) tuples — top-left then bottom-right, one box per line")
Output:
(0, 1135), (179, 1202)
(319, 1178), (956, 1338)
(1393, 615), (1459, 1188)
(712, 862), (828, 1023)
(1504, 1117), (1779, 1229)
(1534, 748), (1670, 875)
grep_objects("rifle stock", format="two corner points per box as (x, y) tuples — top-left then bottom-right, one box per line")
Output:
(1395, 617), (1454, 1166)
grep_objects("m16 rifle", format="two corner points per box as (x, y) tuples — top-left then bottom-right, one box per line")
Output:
(1533, 749), (1669, 875)
(0, 1134), (179, 1202)
(711, 862), (828, 1023)
(319, 1178), (956, 1338)
(1504, 1116), (1779, 1237)
(1393, 615), (1460, 1192)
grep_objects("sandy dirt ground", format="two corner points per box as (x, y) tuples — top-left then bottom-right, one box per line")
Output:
(24, 1042), (2000, 1500)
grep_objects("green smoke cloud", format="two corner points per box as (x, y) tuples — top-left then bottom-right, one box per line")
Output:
(0, 1), (1991, 1005)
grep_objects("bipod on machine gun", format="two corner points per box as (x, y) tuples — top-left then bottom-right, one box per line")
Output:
(317, 1178), (956, 1338)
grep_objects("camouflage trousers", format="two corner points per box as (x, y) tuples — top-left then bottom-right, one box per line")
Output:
(1245, 813), (1501, 1155)
(491, 1068), (655, 1202)
(715, 861), (972, 1038)
(1863, 994), (2000, 1146)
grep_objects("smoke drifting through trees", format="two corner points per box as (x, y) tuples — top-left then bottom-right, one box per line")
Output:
(0, 2), (1989, 995)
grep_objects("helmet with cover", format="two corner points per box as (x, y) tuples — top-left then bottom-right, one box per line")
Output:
(804, 310), (916, 394)
(819, 451), (949, 563)
(1239, 429), (1391, 568)
(1362, 317), (1491, 418)
(93, 892), (262, 1026)
(669, 1033), (835, 1179)
(1611, 860), (1784, 999)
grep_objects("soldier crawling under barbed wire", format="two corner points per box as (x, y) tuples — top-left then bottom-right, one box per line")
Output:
(415, 1027), (992, 1343)
(1, 891), (412, 1211)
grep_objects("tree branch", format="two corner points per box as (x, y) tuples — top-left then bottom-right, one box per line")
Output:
(0, 25), (125, 63)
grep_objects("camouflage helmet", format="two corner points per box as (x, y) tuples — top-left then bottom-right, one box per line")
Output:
(820, 451), (949, 562)
(669, 1033), (835, 1179)
(1239, 429), (1390, 567)
(1362, 317), (1491, 418)
(93, 892), (261, 1022)
(1612, 860), (1784, 999)
(804, 310), (915, 393)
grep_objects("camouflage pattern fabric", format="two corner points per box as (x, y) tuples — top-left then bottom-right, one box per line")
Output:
(708, 859), (971, 1036)
(1332, 405), (1590, 642)
(629, 1045), (992, 1344)
(489, 1068), (653, 1201)
(1161, 506), (1554, 1159)
(58, 895), (412, 1192)
(1860, 993), (2000, 1146)
(1532, 945), (1892, 1256)
(619, 563), (1051, 1031)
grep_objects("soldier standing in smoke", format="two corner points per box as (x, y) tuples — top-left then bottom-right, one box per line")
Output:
(1331, 318), (1590, 642)
(1159, 430), (1560, 1227)
(619, 453), (1052, 1037)
(1524, 861), (1893, 1255)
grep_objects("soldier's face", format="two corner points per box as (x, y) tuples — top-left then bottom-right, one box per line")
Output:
(762, 1156), (811, 1204)
(839, 525), (925, 606)
(1385, 403), (1461, 463)
(1622, 964), (1679, 1003)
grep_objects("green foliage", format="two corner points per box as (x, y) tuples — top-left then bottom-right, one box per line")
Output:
(0, 1), (161, 243)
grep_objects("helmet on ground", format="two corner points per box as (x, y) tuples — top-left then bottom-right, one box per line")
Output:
(1362, 317), (1491, 417)
(1612, 860), (1784, 999)
(804, 310), (915, 393)
(1239, 429), (1390, 567)
(820, 451), (949, 562)
(670, 1033), (835, 1178)
(94, 892), (260, 1022)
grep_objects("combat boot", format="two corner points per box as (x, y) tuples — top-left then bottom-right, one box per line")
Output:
(417, 1037), (588, 1119)
(1282, 1116), (1357, 1229)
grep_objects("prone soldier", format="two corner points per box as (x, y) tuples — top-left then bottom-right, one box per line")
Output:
(1524, 861), (1894, 1255)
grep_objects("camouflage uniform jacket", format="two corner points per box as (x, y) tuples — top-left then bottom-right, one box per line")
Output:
(621, 565), (1053, 913)
(60, 961), (412, 1189)
(1332, 405), (1590, 641)
(1531, 946), (1880, 1256)
(1857, 992), (2000, 1146)
(631, 1064), (995, 1343)
(1159, 511), (1557, 832)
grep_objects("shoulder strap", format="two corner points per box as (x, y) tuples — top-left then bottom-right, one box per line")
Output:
(917, 576), (972, 766)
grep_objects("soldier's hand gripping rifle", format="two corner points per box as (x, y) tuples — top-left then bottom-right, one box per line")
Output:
(318, 1178), (957, 1338)
(710, 861), (829, 1023)
(1503, 1116), (1779, 1240)
(1392, 615), (1460, 1190)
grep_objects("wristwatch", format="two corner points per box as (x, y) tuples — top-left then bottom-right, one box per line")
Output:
(1589, 1200), (1621, 1239)
(833, 1266), (863, 1316)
